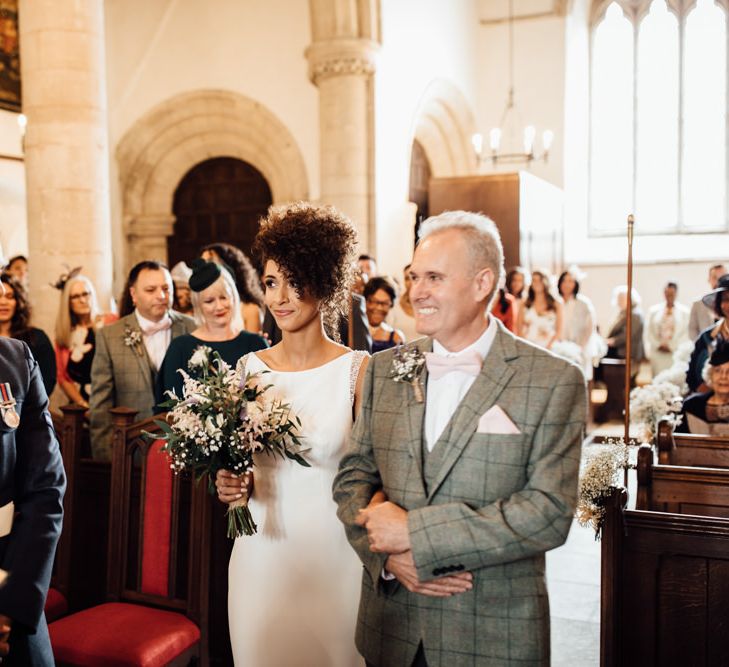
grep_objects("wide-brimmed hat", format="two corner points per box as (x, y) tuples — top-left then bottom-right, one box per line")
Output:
(710, 341), (729, 367)
(170, 261), (192, 286)
(701, 273), (729, 309)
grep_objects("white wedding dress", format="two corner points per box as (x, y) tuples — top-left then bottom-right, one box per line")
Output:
(228, 351), (367, 667)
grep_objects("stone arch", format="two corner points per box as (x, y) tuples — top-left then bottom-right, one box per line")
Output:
(410, 79), (478, 178)
(116, 89), (309, 265)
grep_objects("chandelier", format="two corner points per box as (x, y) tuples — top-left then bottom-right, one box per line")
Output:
(472, 0), (553, 166)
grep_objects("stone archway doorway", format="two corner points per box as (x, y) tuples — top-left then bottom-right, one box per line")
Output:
(168, 157), (273, 267)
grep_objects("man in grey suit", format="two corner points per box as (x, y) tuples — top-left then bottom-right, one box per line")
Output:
(89, 261), (194, 460)
(334, 211), (586, 667)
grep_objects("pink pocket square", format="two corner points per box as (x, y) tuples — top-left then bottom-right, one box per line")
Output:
(477, 405), (521, 435)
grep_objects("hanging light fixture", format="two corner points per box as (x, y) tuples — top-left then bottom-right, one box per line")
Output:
(472, 0), (553, 166)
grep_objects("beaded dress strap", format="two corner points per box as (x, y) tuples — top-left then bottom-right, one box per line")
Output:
(349, 350), (369, 405)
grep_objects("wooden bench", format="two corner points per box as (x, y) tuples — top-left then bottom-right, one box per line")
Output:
(594, 357), (629, 423)
(636, 444), (729, 518)
(656, 418), (729, 468)
(601, 488), (729, 666)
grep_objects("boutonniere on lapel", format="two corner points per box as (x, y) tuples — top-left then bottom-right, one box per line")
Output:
(390, 345), (426, 403)
(123, 326), (144, 357)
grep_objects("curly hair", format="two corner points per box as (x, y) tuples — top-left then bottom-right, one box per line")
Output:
(199, 242), (264, 308)
(253, 202), (357, 333)
(0, 273), (31, 336)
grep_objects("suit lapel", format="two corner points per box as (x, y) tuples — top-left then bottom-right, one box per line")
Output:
(405, 338), (432, 474)
(123, 314), (154, 393)
(169, 312), (189, 339)
(426, 326), (517, 502)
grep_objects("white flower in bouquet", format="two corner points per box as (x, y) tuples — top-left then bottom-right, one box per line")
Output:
(551, 340), (584, 367)
(153, 346), (308, 538)
(629, 381), (683, 440)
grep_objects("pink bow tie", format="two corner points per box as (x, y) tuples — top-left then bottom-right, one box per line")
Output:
(424, 350), (482, 380)
(140, 316), (172, 336)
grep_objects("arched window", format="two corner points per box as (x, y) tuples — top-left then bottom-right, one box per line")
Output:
(589, 0), (728, 235)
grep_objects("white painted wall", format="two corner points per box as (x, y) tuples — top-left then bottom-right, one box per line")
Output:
(0, 109), (26, 263)
(374, 0), (482, 275)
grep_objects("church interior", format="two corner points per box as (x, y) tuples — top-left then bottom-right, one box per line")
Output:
(1, 0), (728, 665)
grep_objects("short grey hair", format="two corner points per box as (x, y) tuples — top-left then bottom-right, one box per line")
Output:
(418, 210), (505, 306)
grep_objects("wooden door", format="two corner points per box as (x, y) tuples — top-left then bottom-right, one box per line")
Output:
(409, 139), (432, 244)
(168, 157), (273, 267)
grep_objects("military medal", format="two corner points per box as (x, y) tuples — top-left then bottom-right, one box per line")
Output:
(0, 382), (20, 429)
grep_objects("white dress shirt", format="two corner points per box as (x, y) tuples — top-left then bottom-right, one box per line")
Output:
(135, 310), (172, 371)
(424, 317), (497, 451)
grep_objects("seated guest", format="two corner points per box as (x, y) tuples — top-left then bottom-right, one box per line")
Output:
(490, 286), (516, 333)
(54, 271), (117, 408)
(170, 261), (193, 316)
(0, 273), (56, 396)
(689, 264), (725, 341)
(200, 242), (264, 333)
(518, 269), (563, 349)
(644, 281), (690, 377)
(605, 285), (644, 368)
(89, 261), (195, 461)
(687, 274), (729, 393)
(363, 275), (405, 352)
(682, 343), (729, 434)
(558, 267), (598, 379)
(156, 259), (267, 406)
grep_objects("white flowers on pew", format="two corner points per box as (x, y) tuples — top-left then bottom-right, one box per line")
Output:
(153, 345), (308, 538)
(576, 442), (627, 538)
(629, 381), (683, 442)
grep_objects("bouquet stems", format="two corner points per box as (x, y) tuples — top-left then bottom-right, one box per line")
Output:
(227, 496), (257, 538)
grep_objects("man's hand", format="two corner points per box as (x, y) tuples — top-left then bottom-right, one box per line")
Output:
(356, 500), (410, 553)
(0, 614), (12, 657)
(385, 551), (473, 597)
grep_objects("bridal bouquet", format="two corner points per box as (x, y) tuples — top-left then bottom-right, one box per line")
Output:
(155, 346), (308, 538)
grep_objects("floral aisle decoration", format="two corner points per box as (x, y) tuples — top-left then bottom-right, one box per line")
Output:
(576, 440), (633, 538)
(652, 340), (694, 396)
(629, 381), (683, 442)
(153, 346), (308, 538)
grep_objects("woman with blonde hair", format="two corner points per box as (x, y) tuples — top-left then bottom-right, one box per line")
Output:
(155, 259), (267, 406)
(54, 273), (116, 407)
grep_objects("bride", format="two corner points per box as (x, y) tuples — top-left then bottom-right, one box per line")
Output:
(216, 202), (369, 666)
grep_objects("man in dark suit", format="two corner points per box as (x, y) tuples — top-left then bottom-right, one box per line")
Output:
(0, 333), (66, 665)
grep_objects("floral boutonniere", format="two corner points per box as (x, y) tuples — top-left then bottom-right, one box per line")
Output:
(123, 326), (143, 356)
(390, 345), (426, 403)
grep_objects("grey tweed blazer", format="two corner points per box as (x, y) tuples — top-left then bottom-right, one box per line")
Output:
(333, 322), (586, 667)
(89, 311), (194, 461)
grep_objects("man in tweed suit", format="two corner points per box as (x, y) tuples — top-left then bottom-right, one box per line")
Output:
(89, 261), (194, 460)
(334, 211), (586, 667)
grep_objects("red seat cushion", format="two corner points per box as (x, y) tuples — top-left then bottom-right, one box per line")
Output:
(45, 587), (68, 622)
(49, 602), (200, 667)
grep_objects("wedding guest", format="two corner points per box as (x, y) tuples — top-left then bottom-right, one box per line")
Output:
(364, 276), (405, 351)
(156, 259), (267, 406)
(0, 273), (56, 396)
(681, 343), (729, 433)
(388, 263), (419, 342)
(5, 255), (28, 289)
(215, 201), (369, 666)
(490, 286), (517, 333)
(54, 272), (117, 408)
(200, 242), (264, 333)
(351, 268), (367, 296)
(505, 266), (527, 302)
(605, 285), (644, 369)
(358, 254), (377, 281)
(689, 264), (726, 341)
(0, 334), (65, 664)
(558, 267), (599, 379)
(687, 274), (729, 393)
(644, 281), (690, 376)
(170, 261), (193, 316)
(518, 269), (563, 349)
(334, 210), (586, 667)
(89, 261), (195, 461)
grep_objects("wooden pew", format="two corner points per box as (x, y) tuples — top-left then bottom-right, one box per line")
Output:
(594, 358), (629, 423)
(600, 488), (729, 666)
(636, 444), (729, 518)
(656, 418), (729, 468)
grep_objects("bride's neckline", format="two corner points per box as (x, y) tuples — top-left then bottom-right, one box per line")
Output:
(251, 350), (352, 374)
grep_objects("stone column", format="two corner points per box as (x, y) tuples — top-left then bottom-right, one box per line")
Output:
(306, 38), (378, 250)
(19, 0), (113, 334)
